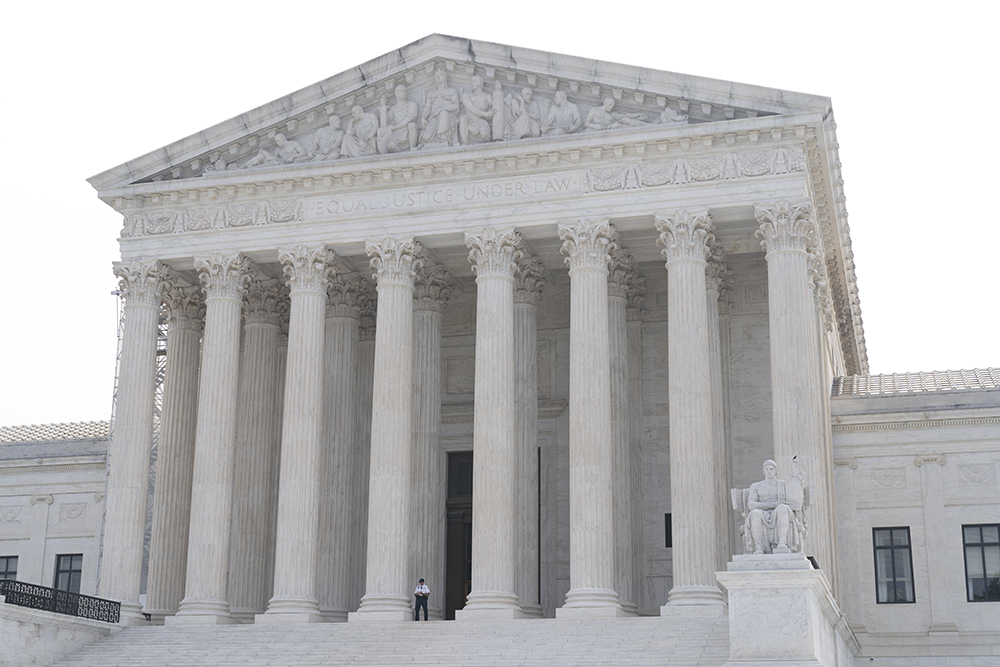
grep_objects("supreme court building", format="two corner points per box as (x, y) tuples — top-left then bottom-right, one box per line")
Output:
(60, 34), (999, 665)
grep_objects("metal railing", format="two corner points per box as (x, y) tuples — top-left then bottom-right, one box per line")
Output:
(0, 579), (120, 624)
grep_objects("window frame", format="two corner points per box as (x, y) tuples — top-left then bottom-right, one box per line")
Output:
(53, 553), (84, 594)
(872, 526), (915, 604)
(962, 523), (1000, 602)
(0, 555), (17, 581)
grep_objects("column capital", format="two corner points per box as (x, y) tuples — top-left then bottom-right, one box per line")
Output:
(514, 256), (547, 306)
(706, 240), (733, 298)
(244, 275), (283, 326)
(808, 251), (837, 334)
(357, 279), (378, 340)
(113, 259), (171, 308)
(279, 245), (328, 295)
(194, 252), (250, 302)
(608, 248), (638, 300)
(366, 237), (421, 288)
(625, 276), (647, 323)
(162, 285), (206, 331)
(414, 264), (454, 313)
(655, 210), (713, 264)
(558, 219), (617, 272)
(465, 228), (522, 279)
(754, 200), (815, 255)
(325, 254), (363, 320)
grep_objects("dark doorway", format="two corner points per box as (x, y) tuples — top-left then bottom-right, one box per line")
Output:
(445, 451), (473, 619)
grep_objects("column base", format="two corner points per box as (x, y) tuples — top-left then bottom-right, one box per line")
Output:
(117, 601), (149, 626)
(518, 603), (543, 618)
(557, 588), (625, 618)
(260, 595), (322, 623)
(169, 598), (239, 625)
(662, 584), (727, 615)
(348, 610), (413, 622)
(350, 593), (411, 621)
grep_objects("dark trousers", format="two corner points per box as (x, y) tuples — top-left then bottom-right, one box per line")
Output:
(414, 596), (428, 620)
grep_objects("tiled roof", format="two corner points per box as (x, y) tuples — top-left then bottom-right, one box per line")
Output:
(0, 421), (111, 444)
(832, 368), (1000, 397)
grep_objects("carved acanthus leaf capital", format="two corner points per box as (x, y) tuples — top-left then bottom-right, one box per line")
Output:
(808, 251), (836, 334)
(608, 248), (638, 299)
(558, 219), (617, 272)
(278, 245), (327, 295)
(755, 200), (815, 255)
(465, 228), (523, 279)
(414, 264), (454, 313)
(113, 259), (171, 308)
(655, 210), (714, 264)
(366, 237), (422, 288)
(194, 253), (250, 302)
(626, 276), (647, 322)
(357, 279), (378, 340)
(706, 240), (733, 299)
(243, 275), (282, 326)
(325, 253), (363, 319)
(162, 285), (206, 331)
(514, 256), (547, 305)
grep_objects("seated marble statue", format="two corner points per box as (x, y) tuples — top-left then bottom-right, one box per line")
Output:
(459, 76), (496, 145)
(585, 98), (647, 131)
(340, 105), (379, 158)
(310, 115), (345, 161)
(542, 90), (582, 136)
(732, 459), (808, 555)
(377, 85), (419, 154)
(242, 133), (308, 169)
(419, 69), (460, 147)
(506, 87), (541, 139)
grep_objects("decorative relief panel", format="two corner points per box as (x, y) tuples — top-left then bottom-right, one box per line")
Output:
(0, 506), (21, 523)
(59, 503), (87, 522)
(957, 463), (996, 486)
(869, 468), (906, 490)
(122, 200), (304, 237)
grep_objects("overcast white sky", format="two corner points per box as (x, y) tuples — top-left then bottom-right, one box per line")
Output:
(0, 1), (996, 426)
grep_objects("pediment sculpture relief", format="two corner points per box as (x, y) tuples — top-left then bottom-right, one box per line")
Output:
(191, 68), (707, 179)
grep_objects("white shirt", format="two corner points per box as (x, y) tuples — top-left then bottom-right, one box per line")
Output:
(414, 584), (430, 596)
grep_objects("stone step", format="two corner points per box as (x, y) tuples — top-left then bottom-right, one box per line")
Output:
(53, 615), (731, 666)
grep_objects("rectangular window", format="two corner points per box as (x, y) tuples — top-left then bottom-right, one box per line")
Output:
(54, 554), (83, 594)
(0, 556), (17, 580)
(873, 527), (914, 603)
(664, 513), (672, 549)
(963, 524), (1000, 602)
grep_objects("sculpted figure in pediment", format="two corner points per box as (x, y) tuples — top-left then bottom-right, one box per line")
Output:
(542, 90), (582, 136)
(310, 115), (345, 161)
(585, 97), (648, 131)
(506, 87), (542, 140)
(658, 106), (689, 125)
(340, 105), (379, 158)
(202, 156), (230, 176)
(459, 76), (496, 145)
(419, 69), (460, 148)
(243, 133), (308, 169)
(377, 86), (419, 154)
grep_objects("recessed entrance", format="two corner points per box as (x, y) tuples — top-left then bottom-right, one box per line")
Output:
(445, 451), (473, 620)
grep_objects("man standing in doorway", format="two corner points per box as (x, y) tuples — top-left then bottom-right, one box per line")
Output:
(414, 578), (430, 621)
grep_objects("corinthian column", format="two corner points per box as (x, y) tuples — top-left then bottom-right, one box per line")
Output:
(172, 253), (249, 625)
(655, 210), (725, 611)
(756, 200), (835, 575)
(706, 242), (732, 571)
(350, 281), (377, 611)
(147, 285), (204, 623)
(317, 258), (362, 622)
(458, 228), (523, 619)
(556, 220), (624, 618)
(351, 238), (420, 621)
(410, 262), (452, 621)
(228, 274), (282, 622)
(103, 259), (169, 623)
(626, 277), (646, 612)
(608, 248), (638, 615)
(514, 255), (546, 618)
(261, 246), (328, 623)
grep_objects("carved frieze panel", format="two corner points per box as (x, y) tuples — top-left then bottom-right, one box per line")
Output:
(59, 503), (87, 522)
(957, 463), (997, 486)
(0, 506), (21, 523)
(869, 468), (906, 490)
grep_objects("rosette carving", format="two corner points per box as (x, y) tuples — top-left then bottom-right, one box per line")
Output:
(113, 259), (171, 308)
(755, 200), (814, 255)
(414, 264), (454, 313)
(654, 210), (713, 264)
(558, 219), (617, 271)
(278, 245), (328, 295)
(194, 253), (250, 302)
(626, 276), (647, 322)
(162, 285), (206, 331)
(243, 275), (282, 326)
(366, 237), (422, 288)
(465, 228), (522, 279)
(514, 256), (547, 305)
(325, 253), (363, 319)
(608, 247), (638, 299)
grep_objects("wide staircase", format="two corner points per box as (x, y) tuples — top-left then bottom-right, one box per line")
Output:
(53, 615), (731, 666)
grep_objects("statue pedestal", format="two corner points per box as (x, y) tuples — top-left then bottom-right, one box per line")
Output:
(716, 554), (858, 667)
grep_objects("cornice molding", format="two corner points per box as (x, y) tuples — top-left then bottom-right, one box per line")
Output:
(831, 416), (1000, 434)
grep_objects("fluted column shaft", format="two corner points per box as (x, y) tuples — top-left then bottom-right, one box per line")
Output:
(557, 220), (623, 617)
(228, 277), (281, 622)
(353, 238), (419, 620)
(261, 246), (328, 622)
(350, 284), (377, 611)
(707, 246), (731, 571)
(147, 286), (203, 622)
(173, 253), (248, 623)
(656, 211), (725, 609)
(411, 265), (451, 620)
(104, 260), (168, 623)
(318, 264), (361, 622)
(625, 280), (646, 612)
(514, 257), (545, 618)
(459, 228), (521, 618)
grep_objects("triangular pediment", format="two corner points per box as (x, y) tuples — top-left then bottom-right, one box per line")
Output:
(89, 34), (831, 192)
